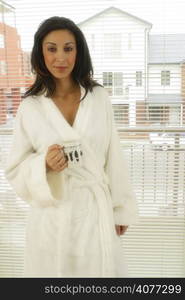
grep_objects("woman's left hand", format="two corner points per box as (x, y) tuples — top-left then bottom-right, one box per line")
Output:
(115, 225), (128, 236)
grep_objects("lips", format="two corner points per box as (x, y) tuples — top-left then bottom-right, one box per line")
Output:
(55, 66), (67, 69)
(54, 66), (68, 73)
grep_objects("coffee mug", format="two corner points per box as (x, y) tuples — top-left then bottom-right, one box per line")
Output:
(62, 141), (83, 166)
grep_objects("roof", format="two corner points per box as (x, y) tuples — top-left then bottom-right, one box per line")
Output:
(0, 0), (15, 11)
(147, 94), (182, 104)
(78, 6), (152, 28)
(149, 34), (185, 64)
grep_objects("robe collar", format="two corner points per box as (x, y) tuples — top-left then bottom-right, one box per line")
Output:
(40, 84), (93, 143)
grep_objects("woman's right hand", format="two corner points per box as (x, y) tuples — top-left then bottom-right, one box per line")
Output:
(45, 144), (68, 173)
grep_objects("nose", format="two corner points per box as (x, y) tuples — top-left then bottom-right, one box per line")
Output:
(55, 50), (67, 62)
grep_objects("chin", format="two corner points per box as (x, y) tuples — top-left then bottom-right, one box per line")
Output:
(52, 73), (70, 80)
(52, 70), (72, 80)
(54, 75), (68, 79)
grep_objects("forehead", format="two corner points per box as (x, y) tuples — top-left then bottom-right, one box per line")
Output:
(43, 29), (76, 44)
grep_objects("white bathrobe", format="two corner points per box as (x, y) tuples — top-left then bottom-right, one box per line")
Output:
(5, 85), (138, 277)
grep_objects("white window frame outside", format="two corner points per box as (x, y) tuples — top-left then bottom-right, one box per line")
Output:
(0, 60), (7, 75)
(0, 34), (4, 48)
(136, 71), (142, 86)
(161, 70), (171, 86)
(103, 71), (123, 96)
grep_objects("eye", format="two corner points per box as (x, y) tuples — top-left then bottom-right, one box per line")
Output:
(47, 47), (56, 52)
(64, 47), (73, 52)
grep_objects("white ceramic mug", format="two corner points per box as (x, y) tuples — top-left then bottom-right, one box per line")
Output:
(62, 141), (83, 166)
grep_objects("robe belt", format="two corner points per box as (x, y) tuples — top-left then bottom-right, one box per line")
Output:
(70, 176), (116, 277)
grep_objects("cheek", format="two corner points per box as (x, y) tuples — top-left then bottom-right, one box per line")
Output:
(69, 52), (77, 66)
(43, 52), (53, 67)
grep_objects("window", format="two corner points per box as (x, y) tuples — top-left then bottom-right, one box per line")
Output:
(20, 51), (32, 76)
(0, 61), (7, 75)
(136, 71), (142, 86)
(112, 104), (129, 126)
(0, 34), (4, 48)
(148, 105), (169, 124)
(114, 72), (123, 95)
(103, 72), (123, 96)
(103, 71), (113, 95)
(147, 105), (181, 126)
(161, 70), (170, 86)
(103, 33), (122, 58)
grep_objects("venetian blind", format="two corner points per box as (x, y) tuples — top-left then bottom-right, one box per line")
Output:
(0, 0), (185, 277)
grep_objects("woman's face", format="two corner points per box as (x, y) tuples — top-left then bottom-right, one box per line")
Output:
(42, 29), (77, 81)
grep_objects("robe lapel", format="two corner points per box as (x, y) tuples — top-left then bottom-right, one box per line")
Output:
(40, 84), (93, 143)
(41, 97), (80, 142)
(73, 85), (94, 137)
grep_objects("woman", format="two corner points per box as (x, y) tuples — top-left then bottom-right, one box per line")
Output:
(5, 16), (138, 277)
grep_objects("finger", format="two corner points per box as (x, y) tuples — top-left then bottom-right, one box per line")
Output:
(46, 155), (60, 170)
(56, 161), (68, 172)
(60, 161), (68, 170)
(52, 154), (67, 170)
(48, 145), (63, 156)
(52, 153), (66, 167)
(46, 149), (59, 161)
(59, 155), (68, 164)
(49, 149), (64, 162)
(48, 144), (63, 150)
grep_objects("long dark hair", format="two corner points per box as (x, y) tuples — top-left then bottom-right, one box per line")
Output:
(24, 16), (101, 99)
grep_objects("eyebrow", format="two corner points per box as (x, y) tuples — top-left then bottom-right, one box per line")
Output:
(44, 42), (75, 45)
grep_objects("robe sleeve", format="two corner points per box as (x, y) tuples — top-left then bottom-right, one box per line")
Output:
(104, 92), (138, 226)
(4, 101), (57, 207)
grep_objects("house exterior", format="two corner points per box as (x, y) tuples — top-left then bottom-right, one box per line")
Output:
(0, 0), (32, 125)
(78, 6), (152, 128)
(147, 34), (185, 127)
(78, 6), (185, 130)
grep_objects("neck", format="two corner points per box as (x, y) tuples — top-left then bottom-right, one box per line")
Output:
(55, 77), (78, 98)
